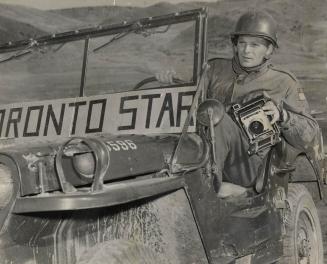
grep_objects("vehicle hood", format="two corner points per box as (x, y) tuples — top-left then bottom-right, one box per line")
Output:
(1, 134), (203, 196)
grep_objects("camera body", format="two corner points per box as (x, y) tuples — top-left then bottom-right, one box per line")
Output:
(232, 96), (281, 155)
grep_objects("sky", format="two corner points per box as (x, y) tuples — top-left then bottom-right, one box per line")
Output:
(0, 0), (218, 10)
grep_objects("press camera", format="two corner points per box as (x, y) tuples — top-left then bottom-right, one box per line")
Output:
(232, 96), (281, 155)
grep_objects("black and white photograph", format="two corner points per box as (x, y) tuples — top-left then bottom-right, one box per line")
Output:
(0, 0), (326, 263)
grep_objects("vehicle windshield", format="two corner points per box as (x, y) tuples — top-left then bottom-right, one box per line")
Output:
(0, 18), (197, 104)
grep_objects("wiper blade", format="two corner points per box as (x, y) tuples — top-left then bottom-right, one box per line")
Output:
(93, 31), (130, 52)
(93, 22), (171, 53)
(0, 49), (32, 64)
(134, 24), (171, 37)
(0, 39), (42, 64)
(53, 42), (66, 53)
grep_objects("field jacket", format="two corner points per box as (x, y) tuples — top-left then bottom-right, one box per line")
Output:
(206, 57), (320, 154)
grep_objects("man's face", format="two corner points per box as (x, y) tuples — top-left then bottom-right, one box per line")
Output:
(236, 36), (273, 68)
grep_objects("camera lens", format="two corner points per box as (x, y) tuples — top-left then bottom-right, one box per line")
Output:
(249, 120), (264, 135)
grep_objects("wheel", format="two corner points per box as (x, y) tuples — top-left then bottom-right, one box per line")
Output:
(77, 239), (170, 264)
(280, 183), (323, 264)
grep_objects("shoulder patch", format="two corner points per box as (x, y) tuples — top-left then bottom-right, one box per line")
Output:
(297, 87), (306, 101)
(269, 65), (298, 82)
(298, 92), (306, 101)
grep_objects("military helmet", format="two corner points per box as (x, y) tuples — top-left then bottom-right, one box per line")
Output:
(231, 10), (278, 47)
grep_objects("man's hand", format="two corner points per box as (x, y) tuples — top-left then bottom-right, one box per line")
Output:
(155, 69), (177, 84)
(262, 101), (280, 124)
(262, 101), (288, 124)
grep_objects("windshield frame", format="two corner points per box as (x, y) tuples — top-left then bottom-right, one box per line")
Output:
(0, 8), (208, 97)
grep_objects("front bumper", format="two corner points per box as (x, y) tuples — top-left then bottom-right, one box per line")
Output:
(13, 175), (185, 213)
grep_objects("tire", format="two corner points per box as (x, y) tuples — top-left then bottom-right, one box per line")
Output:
(77, 239), (170, 264)
(280, 183), (324, 264)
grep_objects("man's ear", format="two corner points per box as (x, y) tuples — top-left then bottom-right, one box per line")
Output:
(264, 44), (274, 59)
(232, 44), (238, 55)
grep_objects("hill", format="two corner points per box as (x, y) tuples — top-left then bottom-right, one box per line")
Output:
(49, 1), (327, 57)
(0, 3), (86, 42)
(0, 0), (326, 100)
(1, 0), (326, 58)
(51, 3), (183, 25)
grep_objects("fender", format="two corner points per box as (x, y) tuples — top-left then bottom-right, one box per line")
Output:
(0, 189), (208, 264)
(290, 153), (325, 201)
(0, 154), (21, 230)
(276, 140), (325, 200)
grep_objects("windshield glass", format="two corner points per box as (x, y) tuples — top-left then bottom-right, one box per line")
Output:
(0, 41), (84, 104)
(0, 19), (197, 103)
(85, 21), (196, 96)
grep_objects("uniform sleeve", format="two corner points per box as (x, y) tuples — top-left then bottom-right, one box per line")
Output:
(206, 62), (216, 99)
(205, 59), (235, 106)
(279, 79), (320, 151)
(206, 60), (223, 100)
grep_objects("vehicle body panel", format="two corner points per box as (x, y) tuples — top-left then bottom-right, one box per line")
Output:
(1, 189), (208, 264)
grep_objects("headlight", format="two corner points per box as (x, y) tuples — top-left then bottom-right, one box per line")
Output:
(72, 152), (95, 179)
(0, 164), (13, 208)
(60, 137), (110, 191)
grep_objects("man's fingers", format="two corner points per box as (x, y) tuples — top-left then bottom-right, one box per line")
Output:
(264, 110), (278, 124)
(155, 72), (161, 82)
(270, 114), (279, 124)
(166, 70), (174, 83)
(155, 69), (177, 84)
(262, 101), (275, 110)
(263, 102), (280, 123)
(263, 110), (275, 115)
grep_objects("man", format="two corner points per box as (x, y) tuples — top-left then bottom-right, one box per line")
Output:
(159, 10), (319, 197)
(207, 10), (319, 196)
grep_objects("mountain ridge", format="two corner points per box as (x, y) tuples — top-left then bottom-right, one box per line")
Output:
(0, 0), (326, 78)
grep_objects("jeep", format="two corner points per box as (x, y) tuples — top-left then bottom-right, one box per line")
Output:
(0, 8), (324, 264)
